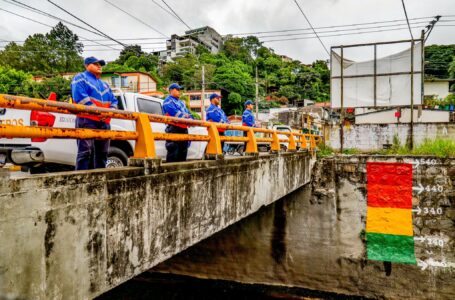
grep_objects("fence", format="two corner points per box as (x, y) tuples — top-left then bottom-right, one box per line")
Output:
(0, 94), (321, 160)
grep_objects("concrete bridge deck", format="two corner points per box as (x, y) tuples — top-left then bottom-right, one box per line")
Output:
(0, 151), (311, 300)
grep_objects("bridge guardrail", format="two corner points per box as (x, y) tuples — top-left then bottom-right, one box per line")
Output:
(0, 94), (321, 159)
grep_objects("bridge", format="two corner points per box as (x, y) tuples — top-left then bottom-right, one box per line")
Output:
(0, 95), (317, 299)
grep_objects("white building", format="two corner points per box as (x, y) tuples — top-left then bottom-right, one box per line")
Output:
(156, 26), (223, 62)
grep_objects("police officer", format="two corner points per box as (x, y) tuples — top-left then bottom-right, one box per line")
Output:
(242, 99), (257, 150)
(71, 56), (118, 170)
(163, 83), (194, 162)
(206, 93), (229, 150)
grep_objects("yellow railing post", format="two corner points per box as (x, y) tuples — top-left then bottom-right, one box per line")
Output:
(288, 133), (296, 151)
(245, 128), (258, 153)
(133, 113), (156, 158)
(310, 135), (317, 151)
(300, 134), (308, 150)
(205, 123), (223, 156)
(270, 131), (280, 152)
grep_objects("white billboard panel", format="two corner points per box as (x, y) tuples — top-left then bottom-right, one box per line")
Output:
(331, 42), (422, 108)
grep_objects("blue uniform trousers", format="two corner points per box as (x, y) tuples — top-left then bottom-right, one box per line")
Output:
(75, 117), (110, 170)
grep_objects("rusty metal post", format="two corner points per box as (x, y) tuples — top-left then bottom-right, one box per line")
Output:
(340, 46), (344, 153)
(411, 40), (415, 144)
(374, 44), (377, 107)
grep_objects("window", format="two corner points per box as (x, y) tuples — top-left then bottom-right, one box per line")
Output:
(111, 76), (120, 87)
(137, 98), (163, 115)
(121, 76), (129, 87)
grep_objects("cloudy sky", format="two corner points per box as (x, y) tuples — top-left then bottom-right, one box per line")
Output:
(1, 0), (454, 63)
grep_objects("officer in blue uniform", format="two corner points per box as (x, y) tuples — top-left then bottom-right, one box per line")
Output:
(206, 93), (229, 149)
(242, 100), (257, 149)
(71, 56), (118, 170)
(162, 83), (194, 162)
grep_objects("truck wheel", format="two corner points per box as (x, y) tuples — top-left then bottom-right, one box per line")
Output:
(107, 147), (128, 168)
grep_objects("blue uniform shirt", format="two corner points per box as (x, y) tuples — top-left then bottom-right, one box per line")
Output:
(206, 104), (229, 123)
(242, 109), (255, 127)
(71, 71), (117, 109)
(162, 95), (193, 118)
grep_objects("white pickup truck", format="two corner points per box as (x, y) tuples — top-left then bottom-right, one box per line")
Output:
(0, 92), (208, 173)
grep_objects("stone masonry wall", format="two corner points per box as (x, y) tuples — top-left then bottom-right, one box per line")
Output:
(154, 155), (455, 299)
(0, 152), (310, 300)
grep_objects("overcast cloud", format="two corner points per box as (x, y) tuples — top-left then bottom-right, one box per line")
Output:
(1, 0), (454, 63)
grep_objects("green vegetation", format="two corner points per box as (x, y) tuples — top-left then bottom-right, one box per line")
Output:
(387, 138), (455, 157)
(317, 144), (334, 158)
(425, 45), (455, 80)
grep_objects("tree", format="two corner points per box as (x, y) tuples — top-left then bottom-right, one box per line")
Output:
(425, 45), (455, 79)
(0, 66), (34, 96)
(224, 92), (243, 116)
(0, 22), (83, 75)
(30, 76), (72, 101)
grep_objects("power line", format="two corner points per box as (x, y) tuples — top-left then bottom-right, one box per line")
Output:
(260, 24), (427, 43)
(151, 0), (181, 22)
(292, 0), (329, 56)
(400, 0), (414, 39)
(47, 0), (127, 47)
(0, 1), (119, 50)
(161, 0), (191, 30)
(249, 20), (444, 40)
(229, 15), (441, 36)
(103, 0), (168, 38)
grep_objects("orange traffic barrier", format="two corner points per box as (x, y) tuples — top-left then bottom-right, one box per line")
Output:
(0, 94), (321, 159)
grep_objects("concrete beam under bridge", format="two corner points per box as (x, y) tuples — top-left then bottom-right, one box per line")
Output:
(0, 152), (311, 300)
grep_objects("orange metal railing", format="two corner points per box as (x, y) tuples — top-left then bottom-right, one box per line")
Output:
(0, 94), (321, 159)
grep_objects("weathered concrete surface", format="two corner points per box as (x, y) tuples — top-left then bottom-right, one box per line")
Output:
(154, 155), (455, 300)
(327, 123), (455, 151)
(0, 152), (311, 300)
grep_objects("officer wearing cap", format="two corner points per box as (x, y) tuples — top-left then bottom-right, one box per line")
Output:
(242, 99), (257, 128)
(206, 93), (229, 149)
(162, 83), (194, 162)
(71, 56), (118, 170)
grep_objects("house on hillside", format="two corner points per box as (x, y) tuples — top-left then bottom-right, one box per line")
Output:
(184, 89), (222, 113)
(100, 72), (161, 96)
(424, 78), (455, 99)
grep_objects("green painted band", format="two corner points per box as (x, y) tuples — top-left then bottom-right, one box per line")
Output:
(366, 232), (416, 264)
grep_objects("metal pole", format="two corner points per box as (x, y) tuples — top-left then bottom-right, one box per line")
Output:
(374, 44), (377, 107)
(421, 30), (425, 114)
(201, 65), (205, 121)
(255, 65), (259, 120)
(409, 40), (415, 150)
(340, 46), (344, 153)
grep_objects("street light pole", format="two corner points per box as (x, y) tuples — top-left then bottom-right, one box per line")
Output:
(201, 65), (205, 121)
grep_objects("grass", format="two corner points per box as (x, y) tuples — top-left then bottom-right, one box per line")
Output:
(317, 138), (455, 158)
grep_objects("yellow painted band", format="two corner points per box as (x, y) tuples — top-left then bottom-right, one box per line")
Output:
(366, 207), (413, 236)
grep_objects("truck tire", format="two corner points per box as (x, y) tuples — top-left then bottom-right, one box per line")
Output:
(107, 146), (128, 168)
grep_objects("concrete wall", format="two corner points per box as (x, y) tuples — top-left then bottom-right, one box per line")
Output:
(327, 123), (455, 151)
(0, 152), (311, 300)
(154, 155), (455, 299)
(355, 109), (450, 124)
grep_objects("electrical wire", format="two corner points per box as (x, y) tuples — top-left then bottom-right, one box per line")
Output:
(400, 0), (414, 39)
(103, 0), (169, 38)
(0, 2), (120, 50)
(292, 0), (330, 56)
(161, 0), (191, 30)
(151, 0), (181, 22)
(47, 0), (127, 47)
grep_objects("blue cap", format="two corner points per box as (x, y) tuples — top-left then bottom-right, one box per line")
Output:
(84, 56), (106, 66)
(244, 99), (254, 106)
(169, 83), (182, 91)
(209, 93), (221, 100)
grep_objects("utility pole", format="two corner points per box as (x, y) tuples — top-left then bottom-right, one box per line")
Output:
(201, 65), (205, 121)
(255, 65), (259, 119)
